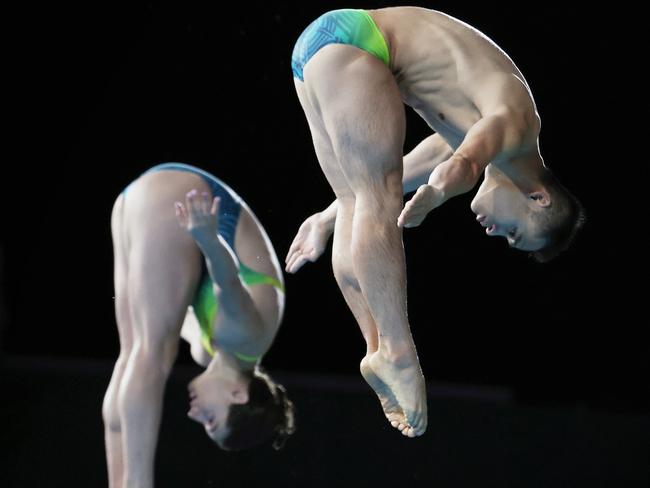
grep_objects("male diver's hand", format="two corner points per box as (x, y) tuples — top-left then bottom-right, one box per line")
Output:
(397, 184), (444, 228)
(175, 190), (219, 245)
(285, 212), (332, 273)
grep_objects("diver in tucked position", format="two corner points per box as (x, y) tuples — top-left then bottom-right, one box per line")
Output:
(103, 163), (294, 488)
(287, 7), (584, 438)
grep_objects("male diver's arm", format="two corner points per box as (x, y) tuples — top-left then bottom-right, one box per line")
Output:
(284, 200), (337, 274)
(285, 134), (453, 273)
(398, 108), (539, 227)
(403, 133), (455, 193)
(432, 109), (536, 200)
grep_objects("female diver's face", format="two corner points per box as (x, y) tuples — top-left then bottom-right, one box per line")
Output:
(187, 369), (248, 446)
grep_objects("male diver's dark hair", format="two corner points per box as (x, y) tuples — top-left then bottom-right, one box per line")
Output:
(529, 169), (586, 263)
(221, 366), (295, 451)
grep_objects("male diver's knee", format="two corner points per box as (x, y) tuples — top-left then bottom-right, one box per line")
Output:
(355, 187), (402, 217)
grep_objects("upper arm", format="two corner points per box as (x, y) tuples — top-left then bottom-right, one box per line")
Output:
(211, 278), (271, 353)
(425, 108), (538, 200)
(460, 72), (541, 170)
(215, 277), (264, 329)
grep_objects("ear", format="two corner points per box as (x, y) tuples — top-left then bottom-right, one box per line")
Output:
(529, 190), (551, 207)
(230, 386), (249, 405)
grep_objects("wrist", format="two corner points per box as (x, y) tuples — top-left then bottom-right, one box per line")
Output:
(419, 183), (445, 209)
(429, 185), (446, 208)
(192, 230), (220, 252)
(317, 210), (336, 233)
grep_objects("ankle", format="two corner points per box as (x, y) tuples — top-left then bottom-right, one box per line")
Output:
(376, 341), (418, 366)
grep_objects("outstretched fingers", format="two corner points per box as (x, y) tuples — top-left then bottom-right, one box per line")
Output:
(285, 248), (318, 274)
(175, 201), (188, 228)
(210, 196), (220, 216)
(175, 190), (220, 239)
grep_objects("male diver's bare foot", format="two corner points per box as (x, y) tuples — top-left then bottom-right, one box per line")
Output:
(360, 356), (409, 429)
(362, 351), (428, 437)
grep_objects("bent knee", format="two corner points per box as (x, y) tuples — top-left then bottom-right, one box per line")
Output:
(102, 387), (122, 433)
(355, 197), (403, 223)
(102, 402), (122, 433)
(355, 180), (402, 213)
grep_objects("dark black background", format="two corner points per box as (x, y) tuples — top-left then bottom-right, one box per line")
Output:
(3, 1), (646, 412)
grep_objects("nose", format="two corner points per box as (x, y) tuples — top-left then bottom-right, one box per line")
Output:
(188, 382), (199, 403)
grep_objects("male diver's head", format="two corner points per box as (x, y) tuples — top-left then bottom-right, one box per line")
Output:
(471, 164), (585, 261)
(188, 361), (295, 450)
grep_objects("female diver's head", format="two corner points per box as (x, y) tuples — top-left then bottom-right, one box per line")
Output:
(188, 358), (295, 450)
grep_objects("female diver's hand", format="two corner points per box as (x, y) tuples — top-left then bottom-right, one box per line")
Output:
(175, 190), (220, 245)
(285, 212), (331, 274)
(397, 184), (445, 228)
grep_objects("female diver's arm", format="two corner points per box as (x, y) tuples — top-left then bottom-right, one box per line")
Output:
(176, 191), (265, 339)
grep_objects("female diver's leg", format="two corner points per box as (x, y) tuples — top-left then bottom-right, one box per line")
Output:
(102, 193), (132, 488)
(115, 174), (203, 488)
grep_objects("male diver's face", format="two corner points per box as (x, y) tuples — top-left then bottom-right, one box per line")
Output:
(470, 167), (547, 252)
(187, 368), (248, 447)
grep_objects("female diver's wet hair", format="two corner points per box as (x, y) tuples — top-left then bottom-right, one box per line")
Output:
(530, 169), (586, 263)
(221, 366), (295, 451)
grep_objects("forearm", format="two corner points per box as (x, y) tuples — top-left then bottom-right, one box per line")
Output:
(402, 134), (454, 193)
(195, 234), (242, 291)
(317, 199), (338, 233)
(422, 111), (530, 205)
(425, 153), (482, 204)
(196, 234), (262, 328)
(318, 135), (452, 224)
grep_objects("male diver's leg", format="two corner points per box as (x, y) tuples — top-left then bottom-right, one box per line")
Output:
(103, 193), (133, 488)
(294, 79), (379, 355)
(117, 174), (202, 488)
(295, 79), (412, 428)
(302, 45), (427, 436)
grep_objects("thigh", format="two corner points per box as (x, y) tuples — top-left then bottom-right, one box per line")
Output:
(303, 45), (406, 196)
(294, 78), (355, 202)
(111, 193), (134, 353)
(122, 174), (204, 353)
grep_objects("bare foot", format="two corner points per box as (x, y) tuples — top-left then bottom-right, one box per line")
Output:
(397, 184), (443, 228)
(360, 356), (409, 428)
(363, 351), (428, 437)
